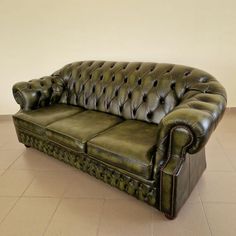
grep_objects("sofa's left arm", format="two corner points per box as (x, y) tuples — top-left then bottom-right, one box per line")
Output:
(12, 75), (65, 111)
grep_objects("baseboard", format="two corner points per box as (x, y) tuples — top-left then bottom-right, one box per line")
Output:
(0, 115), (12, 121)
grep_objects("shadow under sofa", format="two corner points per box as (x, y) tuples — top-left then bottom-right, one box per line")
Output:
(12, 61), (227, 219)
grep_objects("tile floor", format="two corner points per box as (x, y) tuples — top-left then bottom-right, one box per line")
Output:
(0, 109), (235, 236)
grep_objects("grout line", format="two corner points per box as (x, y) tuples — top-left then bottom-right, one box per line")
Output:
(205, 170), (235, 173)
(199, 196), (213, 236)
(0, 171), (35, 226)
(215, 137), (236, 172)
(0, 197), (20, 226)
(199, 200), (236, 204)
(96, 199), (105, 236)
(42, 177), (72, 236)
(151, 209), (154, 236)
(0, 148), (26, 176)
(42, 197), (62, 236)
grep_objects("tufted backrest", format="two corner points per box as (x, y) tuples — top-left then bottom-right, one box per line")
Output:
(51, 61), (226, 125)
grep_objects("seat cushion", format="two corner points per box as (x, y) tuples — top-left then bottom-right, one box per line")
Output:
(46, 110), (123, 152)
(87, 120), (158, 179)
(13, 104), (84, 136)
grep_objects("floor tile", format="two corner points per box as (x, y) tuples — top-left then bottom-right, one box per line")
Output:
(205, 137), (234, 172)
(203, 202), (236, 236)
(217, 133), (236, 151)
(98, 199), (153, 236)
(0, 197), (59, 236)
(0, 197), (18, 222)
(10, 148), (72, 172)
(64, 171), (131, 200)
(223, 148), (236, 171)
(0, 170), (35, 196)
(24, 172), (74, 197)
(187, 186), (201, 203)
(0, 149), (24, 170)
(44, 199), (103, 236)
(152, 202), (211, 236)
(198, 172), (236, 203)
(215, 110), (236, 133)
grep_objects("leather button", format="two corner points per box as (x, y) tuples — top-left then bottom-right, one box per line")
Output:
(128, 92), (132, 99)
(143, 94), (147, 102)
(138, 78), (142, 85)
(147, 111), (153, 120)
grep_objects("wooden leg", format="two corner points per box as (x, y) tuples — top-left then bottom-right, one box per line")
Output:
(165, 213), (175, 220)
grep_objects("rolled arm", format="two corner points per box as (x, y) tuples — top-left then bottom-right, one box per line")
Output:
(12, 75), (65, 111)
(156, 91), (227, 155)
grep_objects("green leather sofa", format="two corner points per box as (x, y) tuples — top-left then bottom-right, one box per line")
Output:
(12, 61), (227, 219)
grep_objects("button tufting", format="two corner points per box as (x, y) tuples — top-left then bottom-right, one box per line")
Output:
(115, 90), (119, 97)
(40, 82), (44, 86)
(165, 68), (172, 73)
(160, 97), (165, 104)
(171, 82), (176, 90)
(100, 75), (103, 80)
(89, 74), (92, 79)
(103, 88), (106, 94)
(92, 86), (95, 93)
(112, 75), (115, 81)
(147, 111), (153, 120)
(133, 109), (137, 116)
(128, 92), (132, 99)
(136, 65), (140, 70)
(119, 105), (123, 112)
(184, 71), (191, 76)
(79, 74), (81, 78)
(124, 77), (128, 83)
(143, 94), (147, 102)
(138, 78), (142, 85)
(153, 80), (158, 87)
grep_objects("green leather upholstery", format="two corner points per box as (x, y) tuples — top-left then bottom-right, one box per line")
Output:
(46, 110), (123, 152)
(13, 104), (84, 135)
(12, 60), (227, 219)
(88, 120), (159, 179)
(12, 76), (64, 111)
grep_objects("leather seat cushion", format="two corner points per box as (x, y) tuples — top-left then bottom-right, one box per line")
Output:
(13, 104), (84, 136)
(87, 120), (158, 179)
(46, 110), (123, 152)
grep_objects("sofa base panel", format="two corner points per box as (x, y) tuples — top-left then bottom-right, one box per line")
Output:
(16, 128), (159, 208)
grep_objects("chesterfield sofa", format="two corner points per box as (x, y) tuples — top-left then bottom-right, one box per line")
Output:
(12, 61), (227, 219)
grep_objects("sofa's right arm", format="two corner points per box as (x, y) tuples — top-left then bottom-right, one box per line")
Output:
(12, 75), (65, 111)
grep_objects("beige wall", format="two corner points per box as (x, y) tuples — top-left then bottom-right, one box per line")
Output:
(0, 0), (235, 114)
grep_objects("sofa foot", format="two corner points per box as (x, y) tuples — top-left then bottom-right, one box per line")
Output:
(165, 213), (175, 220)
(24, 144), (31, 148)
